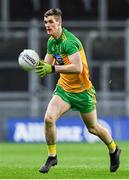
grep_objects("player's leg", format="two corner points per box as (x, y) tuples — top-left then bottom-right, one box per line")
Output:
(39, 94), (71, 173)
(44, 94), (71, 154)
(80, 109), (114, 147)
(80, 109), (121, 172)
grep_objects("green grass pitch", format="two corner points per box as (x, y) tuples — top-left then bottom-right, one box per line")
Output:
(0, 142), (128, 179)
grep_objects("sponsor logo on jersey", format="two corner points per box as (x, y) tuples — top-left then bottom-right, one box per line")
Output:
(54, 54), (64, 65)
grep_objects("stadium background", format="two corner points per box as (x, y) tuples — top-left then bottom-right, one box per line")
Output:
(0, 0), (129, 143)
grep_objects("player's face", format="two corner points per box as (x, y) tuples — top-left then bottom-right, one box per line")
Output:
(44, 16), (61, 38)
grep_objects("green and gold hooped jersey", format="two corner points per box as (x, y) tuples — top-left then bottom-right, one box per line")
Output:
(47, 28), (92, 93)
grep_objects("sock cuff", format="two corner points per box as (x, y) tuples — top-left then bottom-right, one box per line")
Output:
(48, 144), (56, 156)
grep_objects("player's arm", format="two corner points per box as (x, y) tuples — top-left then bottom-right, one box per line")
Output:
(40, 53), (54, 64)
(54, 52), (82, 74)
(35, 52), (83, 77)
(44, 53), (54, 64)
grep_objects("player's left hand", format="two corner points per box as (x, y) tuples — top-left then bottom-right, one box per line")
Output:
(35, 60), (53, 77)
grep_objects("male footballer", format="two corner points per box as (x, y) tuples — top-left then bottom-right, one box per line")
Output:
(36, 8), (121, 173)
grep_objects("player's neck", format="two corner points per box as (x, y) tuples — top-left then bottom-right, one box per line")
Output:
(53, 27), (62, 40)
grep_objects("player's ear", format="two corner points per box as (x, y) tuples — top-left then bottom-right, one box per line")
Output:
(58, 16), (62, 26)
(55, 15), (62, 26)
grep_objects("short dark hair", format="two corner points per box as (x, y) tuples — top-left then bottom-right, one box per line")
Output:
(44, 8), (62, 20)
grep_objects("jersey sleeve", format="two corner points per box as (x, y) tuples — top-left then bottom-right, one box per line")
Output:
(64, 40), (80, 55)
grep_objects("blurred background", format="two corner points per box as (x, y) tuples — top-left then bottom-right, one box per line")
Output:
(0, 0), (129, 143)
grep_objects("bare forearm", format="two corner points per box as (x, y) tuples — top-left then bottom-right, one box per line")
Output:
(54, 64), (82, 74)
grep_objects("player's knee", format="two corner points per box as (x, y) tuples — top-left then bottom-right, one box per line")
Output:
(44, 114), (55, 126)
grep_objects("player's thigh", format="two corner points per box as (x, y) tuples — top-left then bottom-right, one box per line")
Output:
(80, 108), (98, 128)
(45, 94), (71, 121)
